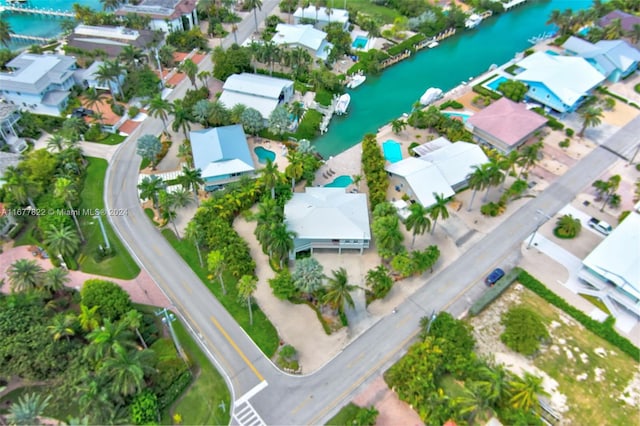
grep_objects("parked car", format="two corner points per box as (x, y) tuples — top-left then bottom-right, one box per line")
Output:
(485, 268), (505, 286)
(588, 218), (612, 236)
(71, 107), (94, 118)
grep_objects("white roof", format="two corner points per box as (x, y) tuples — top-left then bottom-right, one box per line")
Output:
(285, 187), (371, 241)
(222, 73), (293, 99)
(515, 52), (605, 107)
(411, 136), (452, 156)
(293, 6), (349, 24)
(74, 25), (140, 40)
(385, 158), (454, 207)
(564, 36), (640, 75)
(0, 53), (76, 94)
(273, 24), (327, 51)
(218, 91), (277, 120)
(421, 142), (489, 187)
(201, 158), (254, 178)
(583, 207), (640, 298)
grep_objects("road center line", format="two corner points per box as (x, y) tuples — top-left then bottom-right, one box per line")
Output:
(210, 315), (264, 381)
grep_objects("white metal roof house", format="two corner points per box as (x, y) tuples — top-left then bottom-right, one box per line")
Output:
(218, 73), (294, 121)
(579, 203), (640, 319)
(0, 104), (27, 153)
(67, 25), (159, 58)
(385, 141), (488, 208)
(273, 24), (333, 61)
(514, 51), (605, 113)
(284, 187), (371, 257)
(189, 125), (256, 190)
(0, 53), (77, 117)
(115, 0), (198, 33)
(73, 61), (126, 96)
(563, 36), (640, 83)
(293, 6), (349, 31)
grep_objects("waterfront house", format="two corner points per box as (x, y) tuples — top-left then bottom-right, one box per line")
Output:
(563, 36), (640, 83)
(514, 51), (605, 114)
(293, 6), (349, 31)
(579, 202), (640, 320)
(0, 104), (28, 153)
(218, 73), (294, 122)
(66, 25), (159, 58)
(189, 125), (256, 191)
(272, 24), (333, 61)
(465, 98), (547, 153)
(597, 10), (640, 34)
(115, 0), (198, 33)
(0, 53), (77, 117)
(284, 187), (371, 257)
(73, 61), (126, 96)
(385, 141), (488, 208)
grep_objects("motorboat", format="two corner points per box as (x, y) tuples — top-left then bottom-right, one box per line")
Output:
(427, 41), (439, 48)
(419, 87), (443, 106)
(335, 93), (350, 115)
(346, 73), (366, 89)
(6, 0), (28, 3)
(465, 14), (482, 29)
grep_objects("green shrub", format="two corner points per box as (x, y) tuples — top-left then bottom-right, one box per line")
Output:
(523, 48), (535, 56)
(635, 83), (640, 94)
(130, 391), (158, 425)
(559, 138), (570, 148)
(439, 100), (464, 110)
(470, 268), (520, 316)
(84, 124), (103, 142)
(472, 84), (502, 100)
(636, 164), (640, 172)
(315, 89), (333, 107)
(128, 106), (140, 118)
(110, 102), (125, 117)
(80, 278), (133, 321)
(386, 33), (426, 56)
(408, 142), (420, 156)
(565, 127), (574, 137)
(157, 370), (193, 409)
(501, 306), (549, 355)
(517, 269), (640, 360)
(480, 201), (505, 217)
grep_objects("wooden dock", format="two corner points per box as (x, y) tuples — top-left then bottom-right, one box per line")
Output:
(9, 33), (53, 44)
(0, 5), (75, 18)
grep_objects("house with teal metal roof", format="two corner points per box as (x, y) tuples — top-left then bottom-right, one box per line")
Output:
(189, 125), (256, 191)
(563, 36), (640, 83)
(514, 51), (605, 113)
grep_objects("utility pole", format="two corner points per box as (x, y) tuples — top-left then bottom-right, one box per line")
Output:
(156, 308), (187, 362)
(527, 209), (552, 249)
(154, 47), (164, 89)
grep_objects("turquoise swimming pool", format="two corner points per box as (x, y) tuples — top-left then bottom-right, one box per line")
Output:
(486, 76), (509, 91)
(382, 140), (402, 163)
(325, 175), (353, 188)
(352, 36), (368, 49)
(254, 146), (275, 164)
(546, 49), (560, 56)
(441, 111), (473, 123)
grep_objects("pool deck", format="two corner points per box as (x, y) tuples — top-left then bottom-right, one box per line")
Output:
(249, 136), (290, 172)
(312, 142), (363, 188)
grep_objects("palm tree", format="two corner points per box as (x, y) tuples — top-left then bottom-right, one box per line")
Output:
(245, 0), (263, 33)
(47, 133), (67, 152)
(197, 70), (210, 88)
(352, 174), (362, 191)
(428, 193), (450, 234)
(484, 159), (505, 201)
(177, 142), (193, 167)
(100, 345), (155, 397)
(631, 23), (640, 44)
(148, 94), (173, 134)
(517, 141), (543, 179)
(179, 166), (204, 206)
(171, 100), (192, 140)
(578, 106), (603, 137)
(0, 20), (13, 48)
(192, 99), (213, 125)
(85, 318), (136, 363)
(230, 103), (247, 124)
(285, 150), (304, 190)
(43, 267), (70, 297)
(84, 87), (105, 116)
(508, 372), (548, 412)
(207, 250), (227, 294)
(54, 177), (85, 242)
(289, 101), (305, 123)
(119, 45), (145, 68)
(477, 364), (512, 406)
(237, 275), (258, 325)
(78, 304), (101, 332)
(209, 100), (230, 126)
(260, 158), (280, 199)
(6, 393), (51, 426)
(391, 119), (406, 134)
(454, 382), (491, 424)
(555, 214), (581, 238)
(323, 267), (358, 314)
(467, 164), (489, 211)
(254, 197), (283, 251)
(138, 175), (166, 209)
(62, 116), (88, 145)
(48, 313), (77, 342)
(405, 202), (431, 248)
(3, 166), (37, 210)
(184, 221), (205, 267)
(8, 258), (44, 293)
(100, 0), (123, 11)
(179, 58), (198, 87)
(44, 223), (80, 258)
(95, 60), (120, 102)
(604, 18), (623, 40)
(269, 223), (296, 268)
(123, 309), (147, 349)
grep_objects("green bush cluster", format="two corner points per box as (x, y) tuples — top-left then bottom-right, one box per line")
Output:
(361, 134), (388, 208)
(565, 127), (574, 137)
(500, 306), (549, 356)
(157, 370), (193, 409)
(439, 100), (464, 110)
(81, 279), (133, 321)
(472, 84), (503, 100)
(386, 33), (427, 56)
(532, 107), (564, 130)
(469, 268), (520, 316)
(517, 269), (640, 360)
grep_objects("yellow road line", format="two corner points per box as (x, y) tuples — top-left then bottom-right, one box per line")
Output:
(210, 316), (264, 381)
(347, 352), (365, 369)
(290, 395), (313, 415)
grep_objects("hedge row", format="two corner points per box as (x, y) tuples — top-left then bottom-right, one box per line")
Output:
(157, 370), (193, 409)
(472, 84), (502, 100)
(531, 107), (564, 130)
(469, 268), (520, 316)
(386, 33), (427, 56)
(517, 269), (640, 360)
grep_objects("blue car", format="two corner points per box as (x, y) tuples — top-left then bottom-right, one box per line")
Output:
(485, 268), (505, 286)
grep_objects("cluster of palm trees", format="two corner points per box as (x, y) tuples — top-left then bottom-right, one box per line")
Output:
(404, 193), (450, 247)
(7, 259), (70, 296)
(547, 3), (640, 43)
(254, 190), (296, 268)
(244, 40), (316, 78)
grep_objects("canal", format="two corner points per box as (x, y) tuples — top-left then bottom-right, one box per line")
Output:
(314, 0), (593, 158)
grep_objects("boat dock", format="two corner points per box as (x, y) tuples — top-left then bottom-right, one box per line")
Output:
(8, 33), (53, 44)
(502, 0), (528, 11)
(317, 95), (340, 134)
(0, 5), (75, 18)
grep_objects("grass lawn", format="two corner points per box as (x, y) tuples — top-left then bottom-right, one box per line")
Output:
(437, 374), (467, 399)
(0, 385), (78, 422)
(348, 0), (400, 23)
(12, 217), (39, 247)
(324, 402), (361, 426)
(168, 319), (231, 426)
(516, 287), (637, 425)
(161, 229), (280, 357)
(96, 133), (126, 145)
(77, 157), (140, 279)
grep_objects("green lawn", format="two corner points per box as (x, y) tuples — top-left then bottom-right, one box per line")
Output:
(77, 157), (140, 279)
(97, 133), (126, 145)
(0, 385), (77, 422)
(348, 0), (400, 23)
(161, 229), (280, 357)
(168, 319), (231, 426)
(325, 402), (361, 426)
(12, 217), (39, 247)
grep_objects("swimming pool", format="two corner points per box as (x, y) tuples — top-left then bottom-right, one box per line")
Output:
(546, 49), (559, 56)
(324, 175), (353, 188)
(441, 111), (473, 123)
(382, 140), (403, 163)
(352, 36), (368, 49)
(486, 76), (509, 91)
(254, 146), (276, 164)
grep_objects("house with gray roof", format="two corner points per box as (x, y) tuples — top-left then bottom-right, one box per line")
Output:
(273, 24), (333, 61)
(189, 124), (256, 190)
(563, 36), (640, 82)
(67, 25), (158, 58)
(466, 98), (547, 153)
(293, 6), (349, 31)
(73, 61), (126, 96)
(0, 53), (77, 117)
(284, 187), (371, 257)
(219, 73), (294, 121)
(115, 0), (198, 33)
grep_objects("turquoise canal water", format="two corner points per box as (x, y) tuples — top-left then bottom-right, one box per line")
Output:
(314, 0), (593, 158)
(2, 0), (102, 50)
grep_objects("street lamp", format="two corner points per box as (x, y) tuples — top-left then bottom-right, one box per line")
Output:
(527, 209), (552, 249)
(156, 308), (188, 363)
(94, 214), (110, 251)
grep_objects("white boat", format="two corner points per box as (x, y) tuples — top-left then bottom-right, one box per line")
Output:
(465, 14), (483, 29)
(419, 87), (443, 106)
(335, 93), (350, 115)
(346, 73), (366, 89)
(427, 41), (439, 48)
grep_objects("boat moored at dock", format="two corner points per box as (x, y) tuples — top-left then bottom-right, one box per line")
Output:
(335, 94), (351, 115)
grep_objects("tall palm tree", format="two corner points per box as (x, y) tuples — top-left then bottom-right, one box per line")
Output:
(43, 267), (70, 297)
(428, 193), (450, 234)
(8, 258), (44, 293)
(123, 309), (147, 349)
(391, 119), (406, 134)
(517, 141), (543, 179)
(454, 381), (491, 424)
(179, 59), (198, 87)
(237, 275), (258, 325)
(578, 106), (603, 137)
(254, 197), (283, 251)
(245, 0), (263, 34)
(95, 60), (120, 102)
(48, 313), (77, 342)
(289, 101), (305, 123)
(62, 116), (88, 145)
(269, 223), (296, 268)
(207, 250), (227, 294)
(100, 345), (155, 397)
(179, 166), (204, 206)
(85, 318), (136, 363)
(47, 133), (67, 153)
(484, 159), (505, 201)
(3, 166), (37, 210)
(508, 372), (548, 412)
(184, 221), (205, 267)
(260, 158), (280, 199)
(405, 202), (431, 248)
(78, 304), (101, 333)
(119, 45), (145, 68)
(555, 214), (581, 237)
(6, 393), (51, 426)
(323, 267), (358, 314)
(0, 20), (13, 48)
(171, 99), (192, 140)
(100, 0), (123, 11)
(54, 177), (85, 242)
(604, 18), (623, 40)
(148, 94), (173, 134)
(177, 142), (193, 167)
(209, 100), (230, 126)
(466, 164), (489, 211)
(197, 70), (210, 88)
(285, 150), (304, 190)
(84, 88), (105, 115)
(44, 223), (80, 258)
(138, 175), (166, 209)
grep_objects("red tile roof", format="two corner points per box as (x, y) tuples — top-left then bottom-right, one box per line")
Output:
(467, 98), (547, 147)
